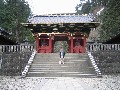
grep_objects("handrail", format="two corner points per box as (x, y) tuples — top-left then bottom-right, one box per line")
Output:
(0, 54), (2, 69)
(0, 45), (34, 53)
(21, 50), (37, 78)
(87, 51), (102, 77)
(87, 44), (120, 51)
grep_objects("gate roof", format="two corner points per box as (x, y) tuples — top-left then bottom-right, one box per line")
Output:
(21, 14), (100, 34)
(0, 27), (17, 45)
(28, 15), (93, 24)
(22, 14), (99, 25)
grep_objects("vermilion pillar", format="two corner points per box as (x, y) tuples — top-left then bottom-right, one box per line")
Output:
(36, 34), (39, 52)
(49, 34), (53, 53)
(83, 35), (86, 52)
(70, 34), (73, 53)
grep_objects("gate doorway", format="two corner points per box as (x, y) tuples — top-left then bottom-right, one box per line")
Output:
(53, 35), (68, 53)
(53, 41), (68, 53)
(35, 33), (86, 53)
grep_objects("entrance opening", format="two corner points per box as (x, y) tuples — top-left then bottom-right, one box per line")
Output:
(53, 41), (68, 53)
(53, 35), (68, 53)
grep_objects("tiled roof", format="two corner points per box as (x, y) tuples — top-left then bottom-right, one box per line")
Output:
(28, 15), (94, 24)
(0, 27), (17, 45)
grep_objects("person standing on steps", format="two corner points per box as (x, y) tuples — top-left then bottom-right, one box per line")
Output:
(59, 47), (65, 64)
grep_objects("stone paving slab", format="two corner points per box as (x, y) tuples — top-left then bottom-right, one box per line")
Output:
(1, 75), (120, 90)
(32, 78), (95, 90)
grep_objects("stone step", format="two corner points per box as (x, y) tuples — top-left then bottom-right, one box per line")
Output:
(34, 56), (89, 61)
(29, 65), (95, 73)
(34, 56), (89, 60)
(30, 64), (90, 67)
(33, 60), (88, 62)
(27, 53), (96, 77)
(27, 72), (96, 77)
(28, 71), (95, 74)
(34, 57), (88, 59)
(29, 67), (94, 70)
(34, 57), (89, 59)
(29, 66), (94, 69)
(32, 61), (88, 64)
(35, 56), (88, 58)
(30, 65), (94, 69)
(30, 66), (90, 69)
(33, 59), (88, 62)
(30, 61), (93, 70)
(30, 66), (93, 70)
(36, 53), (87, 56)
(29, 69), (95, 73)
(31, 60), (91, 64)
(36, 53), (88, 55)
(35, 54), (88, 58)
(35, 53), (87, 55)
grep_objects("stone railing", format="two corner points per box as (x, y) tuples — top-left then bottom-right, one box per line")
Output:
(22, 50), (37, 77)
(0, 44), (34, 53)
(0, 54), (2, 69)
(87, 51), (102, 77)
(0, 45), (35, 76)
(87, 44), (120, 51)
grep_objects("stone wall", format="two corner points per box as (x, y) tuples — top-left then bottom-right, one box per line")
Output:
(92, 51), (120, 74)
(0, 51), (32, 76)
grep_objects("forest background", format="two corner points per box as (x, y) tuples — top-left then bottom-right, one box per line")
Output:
(0, 0), (120, 43)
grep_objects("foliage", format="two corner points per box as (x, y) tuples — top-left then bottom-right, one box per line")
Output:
(81, 2), (92, 14)
(76, 0), (120, 42)
(76, 0), (101, 14)
(0, 0), (34, 43)
(100, 0), (120, 41)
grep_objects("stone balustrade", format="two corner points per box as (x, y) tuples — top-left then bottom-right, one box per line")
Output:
(0, 45), (35, 76)
(0, 54), (2, 69)
(87, 51), (102, 77)
(0, 44), (34, 53)
(87, 44), (120, 51)
(22, 50), (37, 78)
(87, 44), (120, 74)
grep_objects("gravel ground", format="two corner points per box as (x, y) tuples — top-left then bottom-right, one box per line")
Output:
(0, 75), (120, 90)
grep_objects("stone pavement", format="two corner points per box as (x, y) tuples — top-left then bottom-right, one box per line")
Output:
(1, 75), (120, 90)
(32, 77), (95, 90)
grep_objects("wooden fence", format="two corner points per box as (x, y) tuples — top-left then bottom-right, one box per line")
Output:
(87, 44), (120, 51)
(0, 45), (34, 53)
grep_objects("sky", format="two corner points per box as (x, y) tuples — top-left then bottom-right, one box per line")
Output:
(25, 0), (87, 15)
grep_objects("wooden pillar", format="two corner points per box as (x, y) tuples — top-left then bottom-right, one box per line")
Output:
(83, 35), (86, 52)
(36, 34), (39, 52)
(49, 34), (52, 53)
(67, 33), (70, 53)
(69, 41), (71, 53)
(70, 34), (73, 53)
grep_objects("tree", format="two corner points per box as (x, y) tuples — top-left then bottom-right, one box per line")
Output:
(81, 2), (92, 14)
(0, 0), (33, 43)
(100, 0), (120, 41)
(76, 0), (120, 42)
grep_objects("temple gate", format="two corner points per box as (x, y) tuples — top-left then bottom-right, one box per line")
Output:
(22, 14), (99, 53)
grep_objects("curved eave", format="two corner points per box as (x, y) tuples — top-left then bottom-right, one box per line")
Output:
(21, 22), (100, 29)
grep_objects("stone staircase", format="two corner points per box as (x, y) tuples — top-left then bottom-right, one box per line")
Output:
(27, 53), (97, 77)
